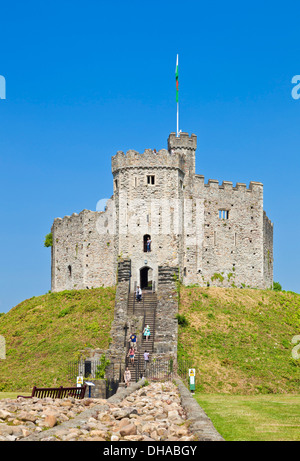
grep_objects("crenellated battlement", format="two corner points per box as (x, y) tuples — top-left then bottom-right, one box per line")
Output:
(263, 210), (273, 227)
(194, 175), (263, 193)
(112, 132), (197, 174)
(168, 132), (197, 151)
(53, 209), (101, 225)
(111, 147), (186, 174)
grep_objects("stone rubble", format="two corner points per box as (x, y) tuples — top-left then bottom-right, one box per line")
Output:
(0, 382), (196, 442)
(0, 395), (101, 441)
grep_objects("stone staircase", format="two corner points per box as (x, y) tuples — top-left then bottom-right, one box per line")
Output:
(84, 261), (178, 393)
(125, 291), (157, 381)
(105, 260), (178, 387)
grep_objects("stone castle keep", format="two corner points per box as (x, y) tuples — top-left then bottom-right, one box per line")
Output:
(51, 132), (273, 293)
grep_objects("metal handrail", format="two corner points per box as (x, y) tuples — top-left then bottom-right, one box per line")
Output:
(126, 278), (132, 313)
(142, 309), (146, 338)
(133, 291), (136, 315)
(152, 305), (156, 348)
(136, 355), (140, 382)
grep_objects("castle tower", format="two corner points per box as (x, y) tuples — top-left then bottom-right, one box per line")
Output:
(111, 133), (197, 291)
(168, 132), (197, 195)
(51, 131), (273, 293)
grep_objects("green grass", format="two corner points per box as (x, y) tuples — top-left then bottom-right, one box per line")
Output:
(195, 393), (300, 441)
(178, 286), (300, 394)
(0, 392), (30, 399)
(0, 287), (116, 392)
(1, 284), (300, 400)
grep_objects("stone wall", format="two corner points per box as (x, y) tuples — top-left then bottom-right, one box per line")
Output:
(106, 281), (129, 365)
(51, 204), (116, 292)
(106, 259), (131, 365)
(183, 176), (270, 288)
(83, 379), (106, 399)
(153, 266), (179, 360)
(263, 211), (274, 289)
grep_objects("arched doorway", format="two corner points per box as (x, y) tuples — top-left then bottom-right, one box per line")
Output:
(140, 267), (149, 289)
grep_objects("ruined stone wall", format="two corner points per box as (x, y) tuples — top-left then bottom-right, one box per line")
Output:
(183, 177), (269, 288)
(263, 211), (274, 289)
(51, 204), (116, 292)
(51, 212), (85, 291)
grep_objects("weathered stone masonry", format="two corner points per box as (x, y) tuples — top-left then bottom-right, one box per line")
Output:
(51, 132), (273, 292)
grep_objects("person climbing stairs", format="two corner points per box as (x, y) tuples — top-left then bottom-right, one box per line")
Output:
(125, 291), (156, 382)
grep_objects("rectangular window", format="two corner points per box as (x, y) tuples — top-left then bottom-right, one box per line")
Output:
(147, 175), (155, 185)
(219, 209), (229, 219)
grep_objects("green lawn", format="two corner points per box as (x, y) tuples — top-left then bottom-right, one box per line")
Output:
(0, 392), (30, 399)
(0, 287), (116, 392)
(195, 393), (300, 441)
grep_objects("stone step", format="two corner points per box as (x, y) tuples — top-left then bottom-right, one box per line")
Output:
(128, 301), (157, 305)
(125, 285), (158, 377)
(128, 307), (156, 310)
(128, 297), (157, 301)
(127, 305), (156, 309)
(127, 302), (157, 306)
(131, 292), (157, 295)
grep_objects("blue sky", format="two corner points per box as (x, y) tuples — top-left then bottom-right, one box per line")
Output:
(0, 1), (299, 312)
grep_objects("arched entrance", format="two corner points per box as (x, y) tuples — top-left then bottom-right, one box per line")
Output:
(140, 267), (149, 289)
(140, 266), (153, 290)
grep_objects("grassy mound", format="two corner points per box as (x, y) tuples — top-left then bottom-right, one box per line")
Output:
(0, 287), (116, 392)
(1, 285), (300, 395)
(177, 286), (300, 394)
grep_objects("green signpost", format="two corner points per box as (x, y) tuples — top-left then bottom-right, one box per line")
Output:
(189, 368), (195, 393)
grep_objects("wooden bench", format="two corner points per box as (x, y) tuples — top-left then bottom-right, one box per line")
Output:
(17, 384), (87, 400)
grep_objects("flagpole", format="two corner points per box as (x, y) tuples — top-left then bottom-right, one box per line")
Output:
(177, 101), (179, 137)
(176, 54), (179, 137)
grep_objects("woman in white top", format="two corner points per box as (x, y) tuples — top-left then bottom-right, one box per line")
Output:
(143, 324), (150, 342)
(136, 286), (142, 302)
(124, 367), (131, 387)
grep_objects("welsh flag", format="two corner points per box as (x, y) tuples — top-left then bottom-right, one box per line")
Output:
(175, 54), (179, 102)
